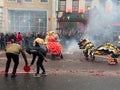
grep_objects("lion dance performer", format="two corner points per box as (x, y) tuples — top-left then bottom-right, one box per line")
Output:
(78, 38), (120, 65)
(45, 30), (63, 59)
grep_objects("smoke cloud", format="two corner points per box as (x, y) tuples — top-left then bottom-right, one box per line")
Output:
(62, 0), (120, 53)
(84, 1), (119, 47)
(63, 39), (80, 54)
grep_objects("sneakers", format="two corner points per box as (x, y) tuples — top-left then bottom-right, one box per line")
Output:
(4, 73), (17, 78)
(5, 73), (8, 77)
(41, 72), (47, 76)
(11, 74), (17, 78)
(33, 72), (47, 77)
(33, 73), (40, 77)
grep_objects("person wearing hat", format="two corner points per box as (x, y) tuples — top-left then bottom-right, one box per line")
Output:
(5, 39), (28, 78)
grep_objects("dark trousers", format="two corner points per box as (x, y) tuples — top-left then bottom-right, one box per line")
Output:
(5, 53), (19, 75)
(36, 56), (45, 74)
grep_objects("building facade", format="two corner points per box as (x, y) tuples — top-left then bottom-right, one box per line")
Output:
(2, 0), (55, 33)
(0, 0), (4, 32)
(0, 0), (120, 33)
(55, 0), (96, 34)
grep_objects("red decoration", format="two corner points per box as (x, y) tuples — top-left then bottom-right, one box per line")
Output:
(48, 18), (51, 21)
(76, 15), (79, 18)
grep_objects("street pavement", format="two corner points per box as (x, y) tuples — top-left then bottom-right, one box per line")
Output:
(1, 51), (120, 90)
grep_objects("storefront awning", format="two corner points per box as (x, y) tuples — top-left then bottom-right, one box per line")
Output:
(57, 13), (87, 25)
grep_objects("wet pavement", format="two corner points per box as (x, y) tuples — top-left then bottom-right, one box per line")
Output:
(1, 51), (120, 90)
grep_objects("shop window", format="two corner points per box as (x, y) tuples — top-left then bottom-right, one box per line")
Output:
(40, 0), (48, 2)
(24, 0), (32, 2)
(72, 0), (79, 12)
(59, 0), (66, 11)
(8, 0), (16, 2)
(8, 10), (47, 33)
(85, 0), (92, 12)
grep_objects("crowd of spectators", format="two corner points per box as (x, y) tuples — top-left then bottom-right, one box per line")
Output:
(0, 30), (83, 50)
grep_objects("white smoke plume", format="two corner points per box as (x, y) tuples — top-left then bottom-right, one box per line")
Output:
(62, 39), (81, 54)
(84, 1), (120, 47)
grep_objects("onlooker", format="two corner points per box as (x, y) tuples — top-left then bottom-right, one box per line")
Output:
(26, 38), (47, 77)
(5, 39), (28, 78)
(16, 32), (22, 45)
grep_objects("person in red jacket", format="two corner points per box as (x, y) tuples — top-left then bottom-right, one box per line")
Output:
(16, 32), (22, 45)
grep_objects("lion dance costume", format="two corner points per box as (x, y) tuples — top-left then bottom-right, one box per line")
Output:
(78, 38), (120, 65)
(32, 31), (63, 59)
(45, 31), (63, 59)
